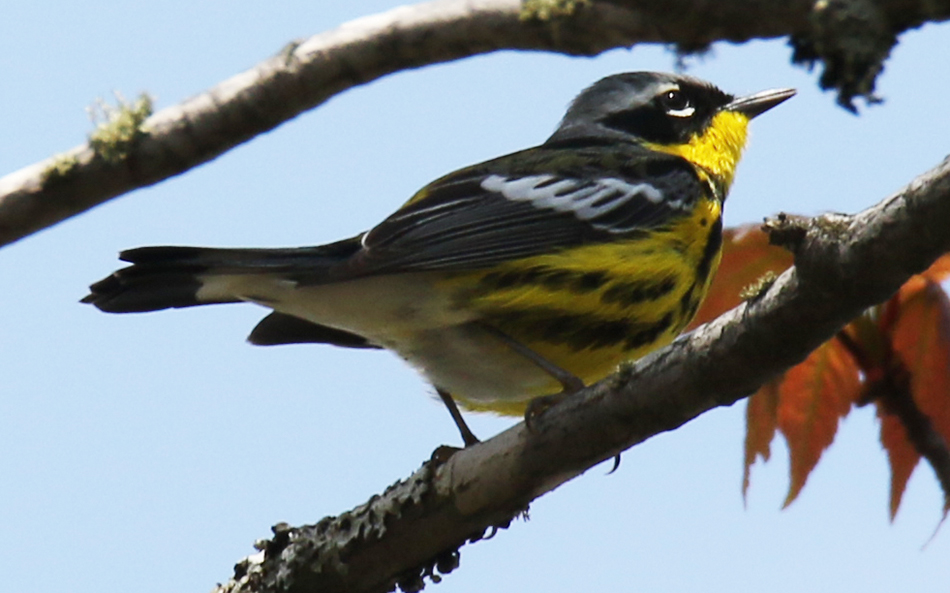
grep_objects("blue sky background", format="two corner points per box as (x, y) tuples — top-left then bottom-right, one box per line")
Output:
(2, 2), (949, 592)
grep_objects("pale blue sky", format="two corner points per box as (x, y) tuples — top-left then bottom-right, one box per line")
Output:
(1, 2), (949, 592)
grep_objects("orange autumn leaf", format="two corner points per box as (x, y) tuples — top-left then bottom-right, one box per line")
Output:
(840, 312), (891, 386)
(743, 379), (780, 502)
(920, 253), (950, 283)
(717, 222), (950, 517)
(889, 279), (950, 514)
(689, 225), (794, 329)
(877, 402), (921, 520)
(777, 339), (862, 507)
(897, 253), (950, 302)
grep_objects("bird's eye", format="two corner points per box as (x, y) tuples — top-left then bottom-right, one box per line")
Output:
(659, 90), (694, 117)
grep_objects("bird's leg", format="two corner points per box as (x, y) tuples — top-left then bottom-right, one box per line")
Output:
(481, 326), (623, 469)
(477, 323), (585, 428)
(437, 388), (480, 447)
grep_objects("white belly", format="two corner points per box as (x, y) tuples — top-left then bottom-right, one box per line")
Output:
(196, 271), (555, 403)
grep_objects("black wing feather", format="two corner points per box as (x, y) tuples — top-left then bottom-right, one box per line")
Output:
(357, 146), (701, 273)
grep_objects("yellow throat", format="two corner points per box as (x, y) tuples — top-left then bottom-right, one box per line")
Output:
(645, 111), (751, 191)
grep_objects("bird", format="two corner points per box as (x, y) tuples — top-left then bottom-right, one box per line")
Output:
(83, 72), (794, 447)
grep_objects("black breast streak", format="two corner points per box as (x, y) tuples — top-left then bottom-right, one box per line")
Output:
(695, 215), (723, 282)
(491, 308), (675, 353)
(622, 312), (674, 351)
(677, 219), (720, 323)
(478, 266), (609, 294)
(678, 288), (701, 322)
(491, 309), (628, 350)
(600, 276), (677, 307)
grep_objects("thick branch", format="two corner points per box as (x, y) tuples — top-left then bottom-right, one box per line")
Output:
(212, 156), (950, 593)
(3, 0), (949, 247)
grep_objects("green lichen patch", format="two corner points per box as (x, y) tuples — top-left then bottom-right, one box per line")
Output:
(41, 153), (80, 184)
(740, 271), (779, 302)
(520, 0), (591, 21)
(87, 93), (153, 163)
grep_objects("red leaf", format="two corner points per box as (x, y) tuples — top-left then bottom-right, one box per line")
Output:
(743, 379), (781, 503)
(777, 339), (862, 507)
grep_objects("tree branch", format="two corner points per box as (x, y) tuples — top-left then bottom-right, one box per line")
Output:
(2, 0), (948, 247)
(209, 155), (950, 593)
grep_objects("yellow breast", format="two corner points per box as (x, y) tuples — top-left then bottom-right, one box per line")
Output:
(443, 195), (724, 414)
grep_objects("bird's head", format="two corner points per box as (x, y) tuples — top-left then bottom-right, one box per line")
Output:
(548, 72), (795, 191)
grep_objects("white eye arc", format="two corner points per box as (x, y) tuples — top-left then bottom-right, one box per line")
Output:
(666, 105), (695, 118)
(659, 89), (695, 118)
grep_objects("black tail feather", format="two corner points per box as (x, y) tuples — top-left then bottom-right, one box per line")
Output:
(82, 268), (211, 312)
(83, 237), (363, 314)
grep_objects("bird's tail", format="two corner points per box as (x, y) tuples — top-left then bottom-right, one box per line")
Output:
(82, 238), (362, 313)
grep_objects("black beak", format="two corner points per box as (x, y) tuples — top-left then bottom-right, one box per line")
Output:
(724, 88), (796, 119)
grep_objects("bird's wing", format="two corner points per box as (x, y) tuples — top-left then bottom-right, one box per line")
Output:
(355, 146), (703, 274)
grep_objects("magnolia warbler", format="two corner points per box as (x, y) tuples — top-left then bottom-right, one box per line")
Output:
(84, 72), (794, 446)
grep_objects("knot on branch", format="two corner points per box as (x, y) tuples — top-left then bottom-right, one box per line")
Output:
(765, 211), (857, 291)
(790, 0), (895, 112)
(763, 212), (809, 253)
